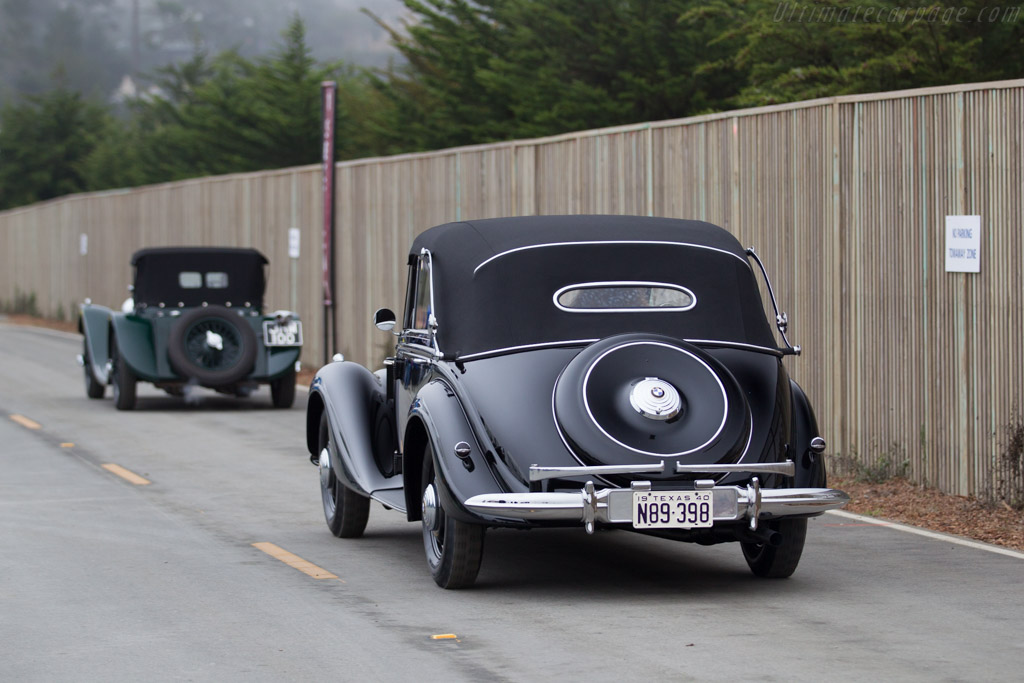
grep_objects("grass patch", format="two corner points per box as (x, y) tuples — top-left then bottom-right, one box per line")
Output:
(998, 410), (1024, 510)
(831, 442), (909, 484)
(0, 287), (39, 317)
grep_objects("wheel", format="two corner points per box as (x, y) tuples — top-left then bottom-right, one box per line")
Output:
(270, 368), (296, 408)
(110, 335), (136, 411)
(371, 394), (397, 476)
(82, 340), (105, 399)
(421, 445), (484, 589)
(552, 334), (750, 483)
(318, 412), (369, 538)
(741, 518), (807, 578)
(167, 306), (257, 386)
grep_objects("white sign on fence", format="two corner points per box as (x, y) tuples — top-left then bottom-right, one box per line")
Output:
(288, 228), (301, 259)
(945, 215), (980, 273)
(79, 233), (88, 256)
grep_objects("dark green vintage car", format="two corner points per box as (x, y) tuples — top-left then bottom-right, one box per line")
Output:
(79, 247), (302, 410)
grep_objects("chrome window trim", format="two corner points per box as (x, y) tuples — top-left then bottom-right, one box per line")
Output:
(745, 246), (799, 355)
(582, 341), (729, 458)
(402, 248), (443, 356)
(398, 341), (439, 360)
(552, 280), (696, 313)
(473, 240), (750, 274)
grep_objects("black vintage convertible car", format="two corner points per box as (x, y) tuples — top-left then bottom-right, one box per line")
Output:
(307, 216), (848, 588)
(79, 247), (302, 410)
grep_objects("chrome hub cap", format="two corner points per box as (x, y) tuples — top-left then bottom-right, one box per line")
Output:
(422, 483), (440, 533)
(205, 330), (224, 351)
(319, 447), (332, 489)
(629, 377), (682, 420)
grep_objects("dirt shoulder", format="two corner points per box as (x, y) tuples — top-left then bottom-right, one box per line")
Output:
(834, 477), (1024, 552)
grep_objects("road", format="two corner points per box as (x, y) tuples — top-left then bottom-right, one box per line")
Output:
(1, 321), (1022, 682)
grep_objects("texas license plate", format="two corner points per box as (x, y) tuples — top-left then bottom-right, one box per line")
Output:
(632, 490), (714, 529)
(263, 320), (303, 347)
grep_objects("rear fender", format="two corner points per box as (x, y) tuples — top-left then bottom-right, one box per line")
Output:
(265, 346), (301, 379)
(310, 361), (395, 496)
(79, 304), (112, 384)
(406, 379), (501, 525)
(110, 313), (158, 379)
(260, 313), (303, 379)
(790, 380), (826, 488)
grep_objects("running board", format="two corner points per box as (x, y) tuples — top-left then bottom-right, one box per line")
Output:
(370, 487), (406, 513)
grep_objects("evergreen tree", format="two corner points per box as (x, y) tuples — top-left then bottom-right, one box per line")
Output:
(727, 0), (1024, 106)
(129, 15), (354, 180)
(0, 81), (111, 209)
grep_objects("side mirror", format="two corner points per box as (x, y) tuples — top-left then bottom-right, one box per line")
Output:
(373, 308), (396, 332)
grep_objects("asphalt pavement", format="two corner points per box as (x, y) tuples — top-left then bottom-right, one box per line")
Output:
(1, 322), (1022, 682)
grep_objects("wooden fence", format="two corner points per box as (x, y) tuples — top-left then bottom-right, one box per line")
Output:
(2, 79), (1022, 500)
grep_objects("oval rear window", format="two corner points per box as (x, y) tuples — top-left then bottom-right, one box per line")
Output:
(554, 282), (695, 312)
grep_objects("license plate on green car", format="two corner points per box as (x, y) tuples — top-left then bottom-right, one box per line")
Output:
(263, 320), (303, 346)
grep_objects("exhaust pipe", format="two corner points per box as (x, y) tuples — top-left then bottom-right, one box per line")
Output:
(736, 526), (782, 547)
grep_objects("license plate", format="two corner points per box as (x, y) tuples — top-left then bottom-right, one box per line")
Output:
(632, 490), (714, 529)
(263, 320), (303, 347)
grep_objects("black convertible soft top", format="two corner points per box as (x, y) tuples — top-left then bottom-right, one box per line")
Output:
(131, 247), (268, 309)
(409, 216), (778, 357)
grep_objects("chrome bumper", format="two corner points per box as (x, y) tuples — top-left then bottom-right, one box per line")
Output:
(464, 475), (849, 534)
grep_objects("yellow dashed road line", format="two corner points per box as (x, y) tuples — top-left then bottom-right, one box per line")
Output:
(101, 463), (151, 485)
(252, 542), (339, 580)
(9, 414), (41, 430)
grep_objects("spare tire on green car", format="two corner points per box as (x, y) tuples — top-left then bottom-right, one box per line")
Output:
(167, 306), (257, 386)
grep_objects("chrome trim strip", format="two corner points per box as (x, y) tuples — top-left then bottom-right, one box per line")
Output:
(683, 339), (785, 356)
(675, 460), (795, 476)
(552, 280), (697, 314)
(582, 341), (729, 458)
(530, 463), (666, 482)
(473, 240), (751, 274)
(457, 338), (783, 362)
(459, 339), (598, 361)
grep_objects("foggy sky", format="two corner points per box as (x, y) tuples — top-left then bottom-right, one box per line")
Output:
(0, 0), (411, 105)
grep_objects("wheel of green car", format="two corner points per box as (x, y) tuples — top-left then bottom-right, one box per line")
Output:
(82, 340), (105, 399)
(741, 518), (807, 578)
(270, 367), (296, 409)
(167, 306), (257, 386)
(110, 335), (136, 411)
(318, 412), (370, 538)
(421, 444), (485, 589)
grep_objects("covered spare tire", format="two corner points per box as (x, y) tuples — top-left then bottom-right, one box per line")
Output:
(553, 334), (750, 480)
(168, 305), (257, 386)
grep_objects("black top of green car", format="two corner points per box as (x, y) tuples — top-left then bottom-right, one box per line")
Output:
(131, 247), (269, 310)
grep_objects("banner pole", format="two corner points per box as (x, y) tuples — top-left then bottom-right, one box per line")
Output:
(320, 81), (337, 365)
